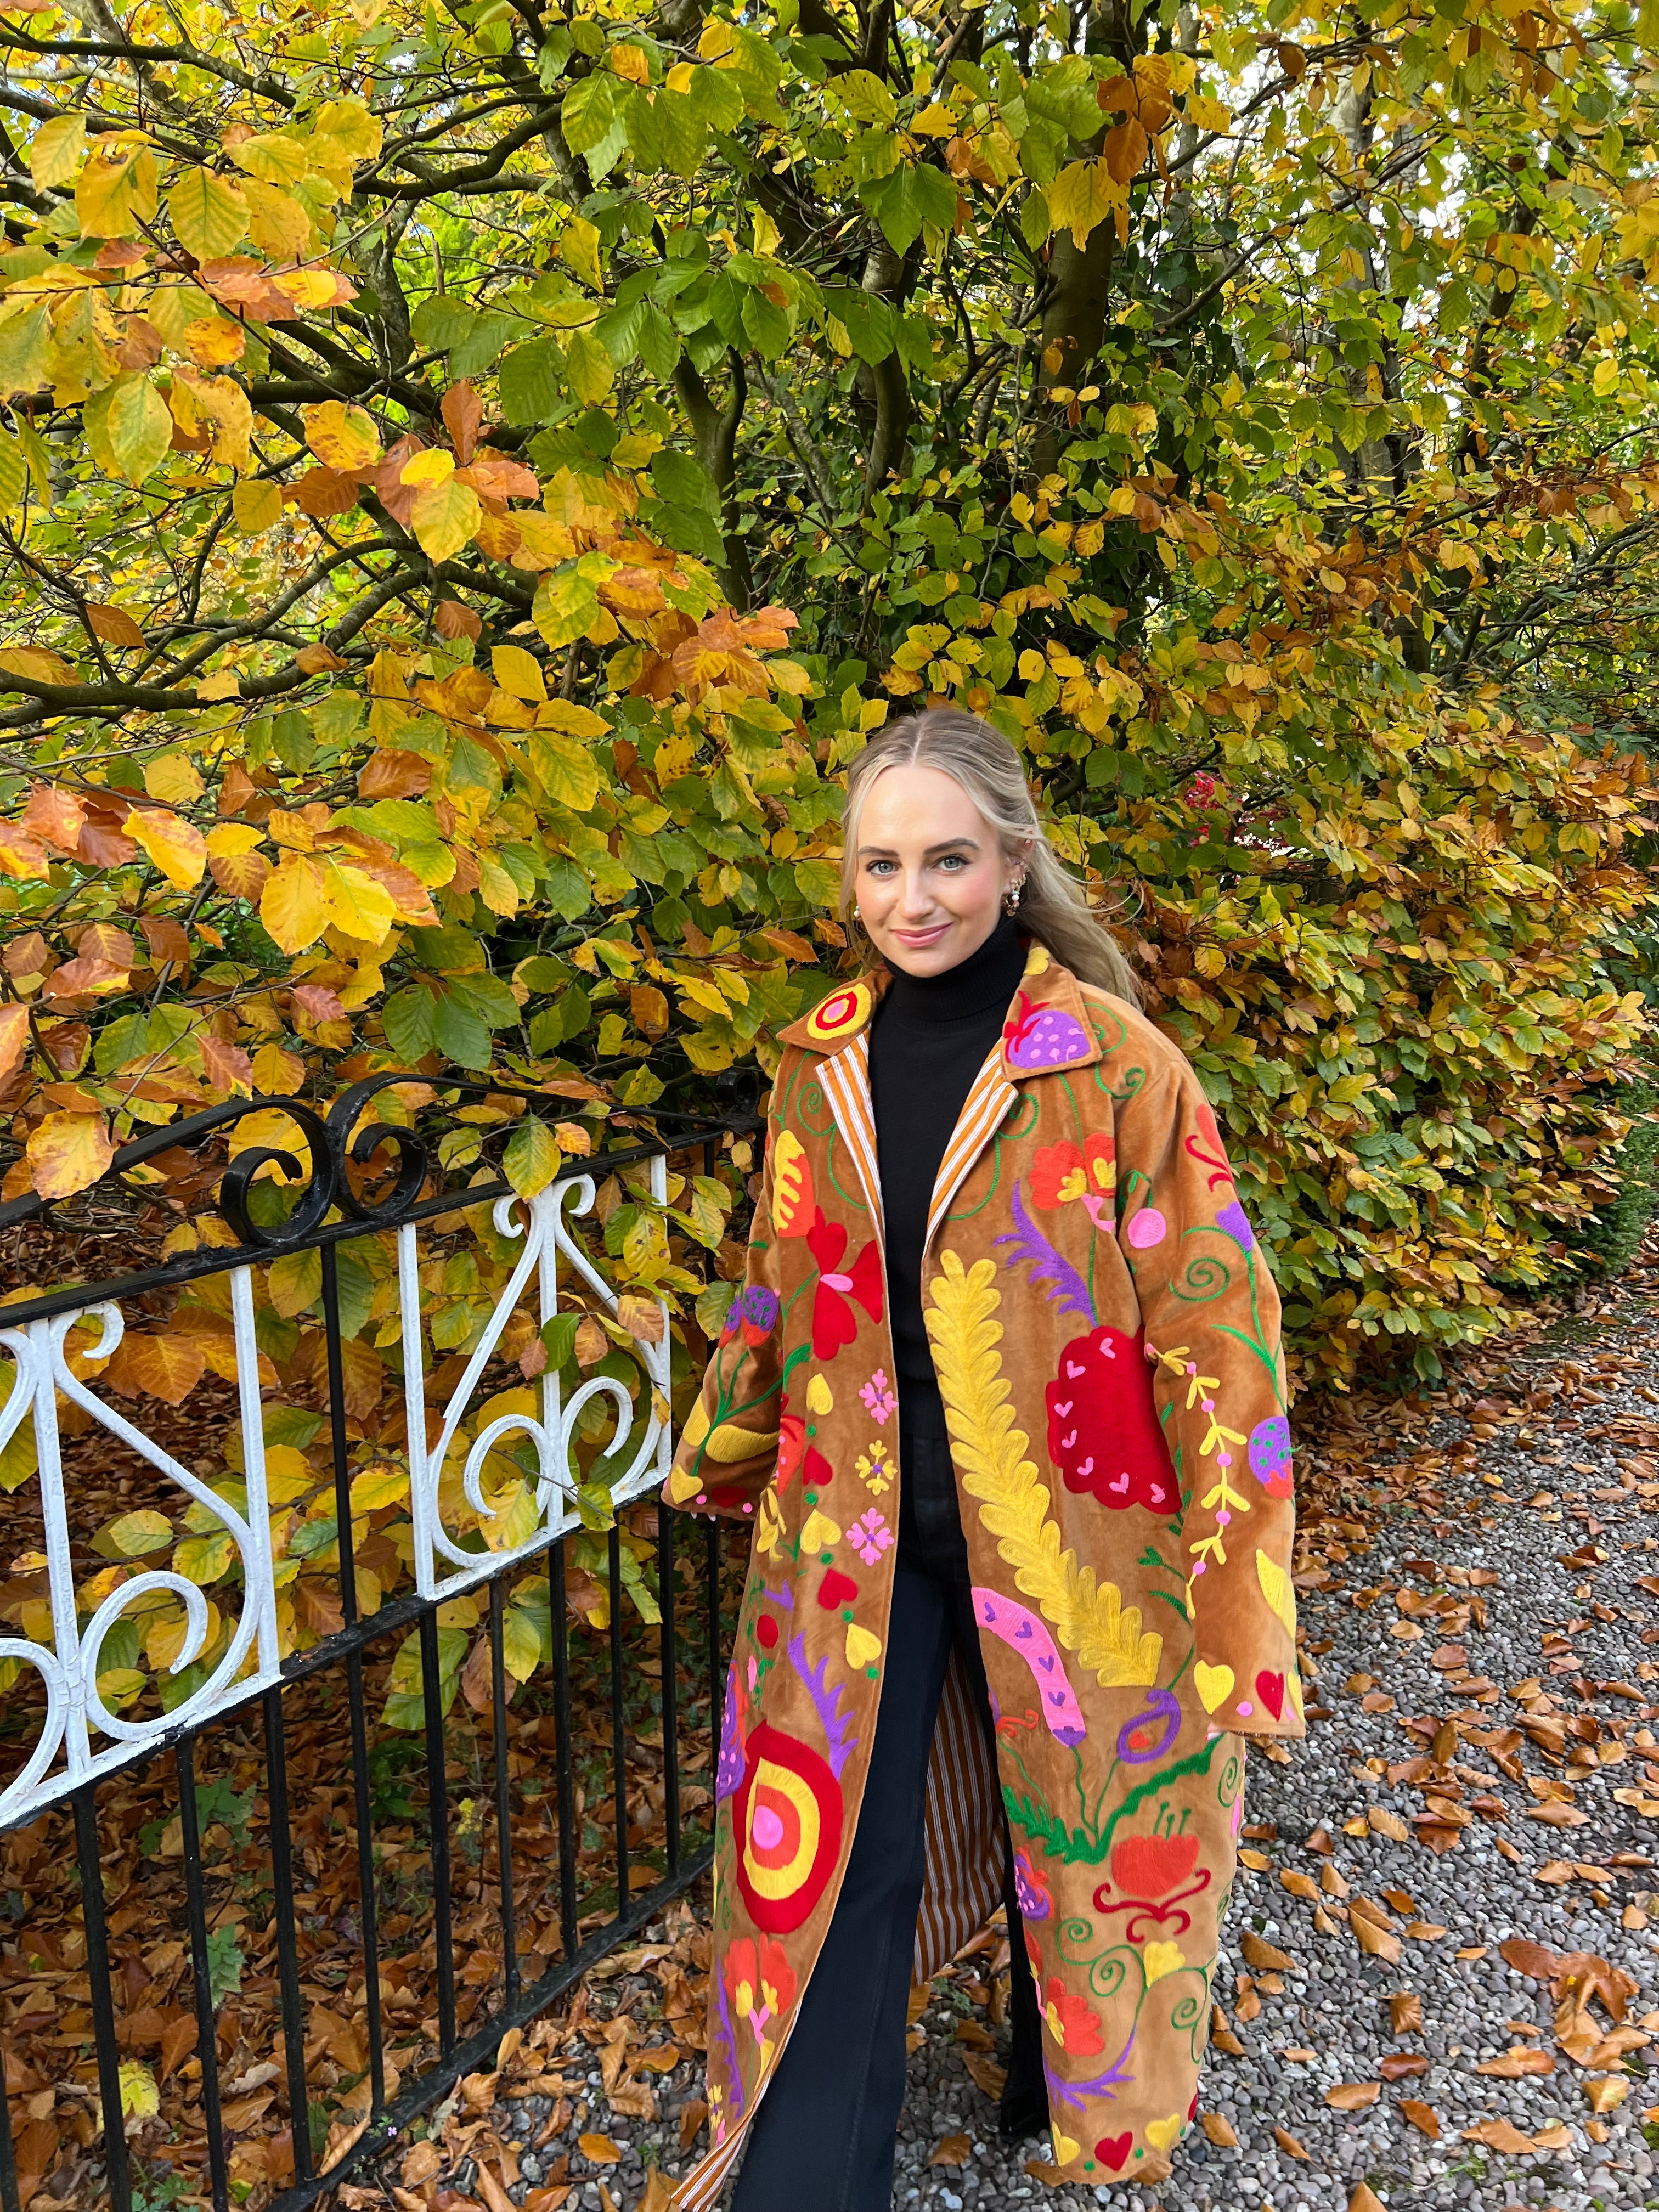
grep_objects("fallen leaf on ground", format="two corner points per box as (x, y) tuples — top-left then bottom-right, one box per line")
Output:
(576, 2134), (621, 2165)
(1349, 2186), (1386, 2212)
(677, 2100), (708, 2151)
(1585, 2076), (1630, 2113)
(1273, 2125), (1310, 2159)
(962, 2051), (1007, 2099)
(1389, 1992), (1423, 2035)
(1463, 2116), (1539, 2153)
(1240, 1931), (1293, 1972)
(1477, 2048), (1553, 2076)
(929, 2134), (970, 2166)
(1200, 2112), (1237, 2146)
(1379, 2053), (1429, 2079)
(1399, 2100), (1440, 2138)
(1325, 2081), (1381, 2109)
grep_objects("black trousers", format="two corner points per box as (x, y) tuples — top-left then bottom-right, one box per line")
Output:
(730, 1434), (1046, 2212)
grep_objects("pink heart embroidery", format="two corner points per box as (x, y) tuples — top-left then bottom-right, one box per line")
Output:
(1109, 1471), (1129, 1495)
(1066, 1360), (1086, 1378)
(1062, 1430), (1077, 1450)
(1052, 1400), (1073, 1418)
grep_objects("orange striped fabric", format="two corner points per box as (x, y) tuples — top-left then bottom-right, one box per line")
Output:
(818, 1032), (884, 1250)
(926, 1045), (1017, 1252)
(915, 1640), (1004, 1980)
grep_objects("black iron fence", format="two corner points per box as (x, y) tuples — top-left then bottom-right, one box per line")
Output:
(0, 1077), (754, 2211)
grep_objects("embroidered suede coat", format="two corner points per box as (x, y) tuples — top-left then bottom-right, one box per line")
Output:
(663, 946), (1301, 2206)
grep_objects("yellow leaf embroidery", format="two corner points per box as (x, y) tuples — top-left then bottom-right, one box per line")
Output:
(1255, 1548), (1297, 1641)
(924, 1250), (1161, 1686)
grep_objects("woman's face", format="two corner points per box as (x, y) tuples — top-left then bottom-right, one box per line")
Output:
(852, 764), (1022, 977)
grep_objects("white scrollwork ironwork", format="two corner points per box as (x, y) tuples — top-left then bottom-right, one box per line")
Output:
(0, 1152), (681, 1827)
(0, 1271), (281, 1827)
(402, 1159), (673, 1601)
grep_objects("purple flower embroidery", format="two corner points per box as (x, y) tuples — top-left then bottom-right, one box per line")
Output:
(860, 1369), (896, 1424)
(1115, 1686), (1181, 1766)
(715, 1667), (746, 1802)
(1248, 1414), (1293, 1498)
(848, 1509), (893, 1565)
(1013, 1847), (1052, 1921)
(724, 1283), (780, 1345)
(1002, 990), (1092, 1071)
(1215, 1199), (1255, 1251)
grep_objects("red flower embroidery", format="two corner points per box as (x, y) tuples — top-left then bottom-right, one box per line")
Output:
(1043, 1977), (1104, 2056)
(1045, 1323), (1178, 1514)
(806, 1208), (883, 1360)
(1030, 1132), (1116, 1222)
(776, 1407), (831, 1496)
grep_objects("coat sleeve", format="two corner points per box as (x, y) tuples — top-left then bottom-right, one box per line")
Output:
(1114, 1054), (1303, 1741)
(662, 1109), (790, 1523)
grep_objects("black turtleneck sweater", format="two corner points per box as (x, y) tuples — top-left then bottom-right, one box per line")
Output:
(869, 913), (1026, 1438)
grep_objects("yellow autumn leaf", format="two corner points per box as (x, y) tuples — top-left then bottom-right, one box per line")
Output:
(401, 448), (455, 487)
(303, 399), (381, 472)
(26, 1111), (115, 1201)
(117, 2061), (160, 2122)
(411, 476), (482, 562)
(29, 114), (86, 190)
(124, 807), (207, 889)
(492, 644), (547, 701)
(144, 753), (206, 805)
(323, 861), (398, 945)
(75, 144), (158, 239)
(560, 215), (604, 291)
(244, 178), (312, 258)
(206, 822), (266, 857)
(260, 853), (330, 953)
(232, 481), (283, 535)
(1046, 159), (1120, 250)
(167, 167), (249, 261)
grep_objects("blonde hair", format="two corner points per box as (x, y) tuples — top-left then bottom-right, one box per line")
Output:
(838, 709), (1142, 1003)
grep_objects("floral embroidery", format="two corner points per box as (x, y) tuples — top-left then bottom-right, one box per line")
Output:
(1214, 1198), (1254, 1250)
(1115, 1687), (1181, 1765)
(848, 1508), (893, 1565)
(1045, 1978), (1105, 2056)
(725, 1935), (797, 2066)
(1003, 990), (1093, 1071)
(723, 1283), (781, 1346)
(1013, 1847), (1052, 1921)
(771, 1127), (816, 1235)
(1031, 1132), (1116, 1223)
(859, 1368), (896, 1423)
(855, 1439), (894, 1495)
(806, 1208), (883, 1359)
(1044, 1324), (1178, 1515)
(1248, 1415), (1293, 1498)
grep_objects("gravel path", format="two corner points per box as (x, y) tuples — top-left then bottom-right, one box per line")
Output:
(372, 1270), (1659, 2212)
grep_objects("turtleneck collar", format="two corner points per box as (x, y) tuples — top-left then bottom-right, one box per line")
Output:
(879, 911), (1027, 1031)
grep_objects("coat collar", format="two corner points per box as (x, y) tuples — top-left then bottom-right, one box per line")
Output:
(777, 940), (1103, 1079)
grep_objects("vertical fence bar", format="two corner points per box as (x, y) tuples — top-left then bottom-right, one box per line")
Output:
(262, 1686), (314, 2190)
(657, 1505), (680, 1881)
(0, 2068), (20, 2212)
(418, 1610), (457, 2051)
(548, 1537), (579, 1962)
(320, 1248), (388, 2115)
(71, 1787), (131, 2212)
(174, 1741), (230, 2212)
(487, 1577), (520, 2009)
(345, 1646), (387, 2118)
(606, 1525), (630, 1919)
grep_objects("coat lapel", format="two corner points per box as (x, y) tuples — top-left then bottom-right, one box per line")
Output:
(816, 1030), (885, 1254)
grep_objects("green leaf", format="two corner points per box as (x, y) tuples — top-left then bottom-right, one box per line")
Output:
(84, 376), (172, 486)
(499, 337), (565, 427)
(432, 991), (492, 1069)
(383, 982), (437, 1062)
(540, 1310), (580, 1366)
(561, 71), (618, 154)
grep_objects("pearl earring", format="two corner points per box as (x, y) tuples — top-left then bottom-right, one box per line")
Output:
(1005, 877), (1024, 912)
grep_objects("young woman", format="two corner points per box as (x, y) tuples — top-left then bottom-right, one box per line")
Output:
(664, 710), (1300, 2210)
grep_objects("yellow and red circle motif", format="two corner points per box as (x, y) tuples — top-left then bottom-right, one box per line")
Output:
(733, 1723), (842, 1933)
(803, 979), (873, 1046)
